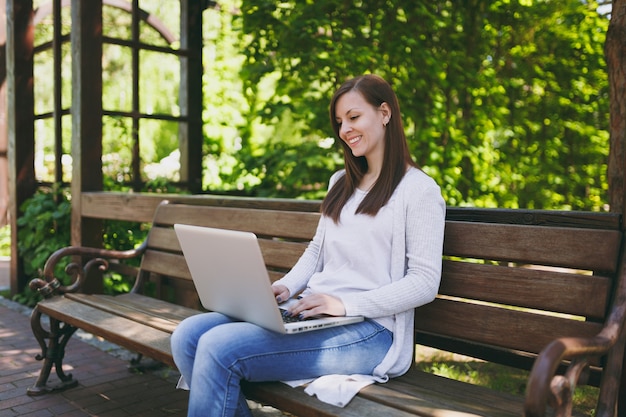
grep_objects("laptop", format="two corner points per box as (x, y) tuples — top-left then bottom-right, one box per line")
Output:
(174, 223), (364, 334)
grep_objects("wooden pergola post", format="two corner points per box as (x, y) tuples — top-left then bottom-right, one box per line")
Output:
(608, 0), (626, 223)
(605, 4), (626, 413)
(70, 0), (104, 294)
(0, 0), (8, 229)
(179, 0), (204, 194)
(6, 0), (36, 295)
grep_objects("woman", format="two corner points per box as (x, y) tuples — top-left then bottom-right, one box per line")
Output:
(171, 74), (446, 417)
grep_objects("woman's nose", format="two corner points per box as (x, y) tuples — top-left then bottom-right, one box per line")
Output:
(340, 123), (351, 137)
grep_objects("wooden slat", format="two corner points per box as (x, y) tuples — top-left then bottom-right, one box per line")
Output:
(444, 221), (622, 272)
(242, 382), (419, 417)
(81, 192), (165, 222)
(146, 226), (181, 252)
(140, 249), (191, 279)
(112, 293), (201, 320)
(446, 207), (621, 230)
(65, 293), (199, 331)
(64, 293), (184, 333)
(363, 371), (581, 417)
(361, 372), (523, 417)
(81, 193), (618, 230)
(144, 226), (307, 271)
(36, 297), (175, 367)
(441, 261), (611, 319)
(81, 192), (321, 222)
(142, 231), (304, 289)
(414, 298), (603, 355)
(152, 203), (319, 240)
(259, 239), (308, 270)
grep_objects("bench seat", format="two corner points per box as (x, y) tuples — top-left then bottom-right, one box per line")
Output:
(35, 294), (585, 417)
(32, 293), (198, 367)
(244, 371), (588, 417)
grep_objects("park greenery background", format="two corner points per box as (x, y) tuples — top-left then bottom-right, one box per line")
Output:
(8, 0), (611, 287)
(27, 0), (612, 209)
(0, 1), (612, 413)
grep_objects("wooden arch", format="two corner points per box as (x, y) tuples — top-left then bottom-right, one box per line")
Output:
(33, 0), (177, 43)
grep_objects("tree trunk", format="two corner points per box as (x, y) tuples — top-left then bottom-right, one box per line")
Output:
(605, 7), (626, 415)
(607, 0), (626, 220)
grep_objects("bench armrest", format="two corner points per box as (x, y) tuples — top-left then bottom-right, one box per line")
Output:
(29, 241), (147, 298)
(524, 292), (626, 417)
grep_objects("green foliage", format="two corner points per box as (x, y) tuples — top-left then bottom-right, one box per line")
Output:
(101, 219), (148, 295)
(29, 0), (612, 208)
(14, 185), (72, 306)
(238, 0), (610, 210)
(16, 185), (71, 278)
(0, 226), (9, 258)
(20, 2), (614, 306)
(12, 183), (153, 302)
(245, 135), (341, 199)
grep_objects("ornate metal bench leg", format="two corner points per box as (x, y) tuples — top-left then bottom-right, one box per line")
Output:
(27, 307), (79, 396)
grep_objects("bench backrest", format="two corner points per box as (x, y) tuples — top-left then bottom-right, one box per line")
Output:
(136, 201), (624, 381)
(416, 208), (624, 383)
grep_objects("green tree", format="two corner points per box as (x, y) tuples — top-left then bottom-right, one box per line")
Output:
(238, 0), (609, 209)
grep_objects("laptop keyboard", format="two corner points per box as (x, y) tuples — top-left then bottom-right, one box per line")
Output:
(280, 309), (312, 323)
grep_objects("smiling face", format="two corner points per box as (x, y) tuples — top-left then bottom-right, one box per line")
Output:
(334, 91), (390, 164)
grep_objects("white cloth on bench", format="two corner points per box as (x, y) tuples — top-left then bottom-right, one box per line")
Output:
(283, 374), (387, 407)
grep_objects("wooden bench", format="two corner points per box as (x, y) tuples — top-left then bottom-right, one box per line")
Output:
(27, 199), (626, 417)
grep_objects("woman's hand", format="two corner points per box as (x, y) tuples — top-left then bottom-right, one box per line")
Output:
(272, 284), (291, 303)
(288, 293), (346, 318)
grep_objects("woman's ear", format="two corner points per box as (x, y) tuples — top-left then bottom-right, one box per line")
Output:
(380, 102), (392, 126)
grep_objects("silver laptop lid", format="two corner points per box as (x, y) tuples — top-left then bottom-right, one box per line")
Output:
(174, 223), (287, 334)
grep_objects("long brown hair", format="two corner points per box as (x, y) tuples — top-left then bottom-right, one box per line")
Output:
(321, 74), (418, 222)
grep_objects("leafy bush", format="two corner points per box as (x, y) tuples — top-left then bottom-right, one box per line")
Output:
(14, 185), (71, 306)
(101, 219), (149, 294)
(13, 184), (150, 304)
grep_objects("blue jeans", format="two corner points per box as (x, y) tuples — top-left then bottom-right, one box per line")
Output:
(170, 312), (393, 417)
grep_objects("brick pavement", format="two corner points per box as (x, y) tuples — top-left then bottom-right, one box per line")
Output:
(0, 295), (191, 417)
(0, 295), (286, 417)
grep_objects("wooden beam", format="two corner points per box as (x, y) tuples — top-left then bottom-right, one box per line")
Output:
(71, 0), (103, 293)
(606, 0), (626, 228)
(6, 0), (36, 295)
(0, 0), (8, 228)
(179, 0), (204, 193)
(53, 0), (63, 184)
